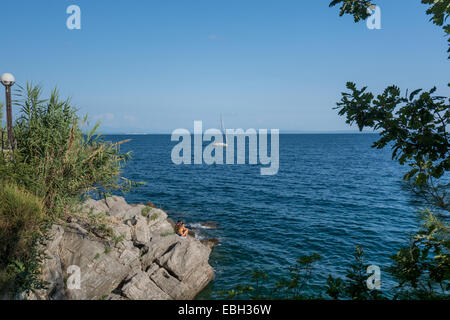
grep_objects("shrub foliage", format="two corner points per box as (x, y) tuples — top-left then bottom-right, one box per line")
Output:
(0, 83), (131, 296)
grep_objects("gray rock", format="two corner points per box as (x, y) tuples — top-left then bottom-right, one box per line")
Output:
(131, 215), (151, 246)
(183, 263), (215, 295)
(83, 198), (109, 215)
(122, 204), (146, 221)
(167, 218), (176, 229)
(199, 221), (219, 229)
(122, 272), (172, 300)
(146, 208), (168, 228)
(157, 237), (212, 281)
(200, 238), (219, 249)
(146, 263), (160, 276)
(31, 225), (66, 300)
(141, 234), (179, 269)
(105, 196), (130, 217)
(13, 197), (214, 301)
(111, 223), (132, 243)
(150, 267), (192, 299)
(106, 293), (126, 300)
(118, 247), (141, 270)
(60, 229), (129, 300)
(150, 219), (174, 234)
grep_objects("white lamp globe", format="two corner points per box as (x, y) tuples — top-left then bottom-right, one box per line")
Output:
(1, 73), (15, 86)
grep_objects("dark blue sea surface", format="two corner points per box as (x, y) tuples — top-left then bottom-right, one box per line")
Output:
(107, 134), (424, 299)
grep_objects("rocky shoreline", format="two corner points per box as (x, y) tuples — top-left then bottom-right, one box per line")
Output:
(28, 196), (214, 300)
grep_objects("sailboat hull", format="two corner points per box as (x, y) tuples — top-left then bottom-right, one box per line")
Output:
(213, 142), (228, 147)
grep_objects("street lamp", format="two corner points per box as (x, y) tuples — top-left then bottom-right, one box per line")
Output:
(1, 73), (15, 150)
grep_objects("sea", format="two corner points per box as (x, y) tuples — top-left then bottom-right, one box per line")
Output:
(106, 133), (425, 299)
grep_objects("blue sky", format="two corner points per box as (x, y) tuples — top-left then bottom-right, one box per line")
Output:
(1, 0), (449, 133)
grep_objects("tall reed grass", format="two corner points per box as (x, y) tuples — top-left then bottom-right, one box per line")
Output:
(0, 83), (133, 296)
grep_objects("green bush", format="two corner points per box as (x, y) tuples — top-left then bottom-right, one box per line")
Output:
(141, 206), (151, 217)
(3, 83), (132, 214)
(0, 183), (44, 263)
(389, 210), (450, 299)
(0, 83), (135, 296)
(219, 254), (323, 300)
(0, 183), (47, 295)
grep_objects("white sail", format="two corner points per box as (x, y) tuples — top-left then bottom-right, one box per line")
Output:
(214, 114), (228, 147)
(220, 114), (225, 133)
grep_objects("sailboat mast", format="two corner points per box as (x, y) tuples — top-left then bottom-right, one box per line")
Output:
(220, 114), (225, 133)
(220, 114), (227, 144)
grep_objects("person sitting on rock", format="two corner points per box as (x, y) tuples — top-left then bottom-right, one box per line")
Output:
(175, 220), (189, 238)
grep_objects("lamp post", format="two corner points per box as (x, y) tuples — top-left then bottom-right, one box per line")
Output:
(1, 73), (15, 150)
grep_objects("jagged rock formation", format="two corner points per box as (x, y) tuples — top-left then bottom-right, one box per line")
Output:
(29, 196), (214, 300)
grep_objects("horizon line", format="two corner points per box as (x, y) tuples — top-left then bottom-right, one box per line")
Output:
(97, 130), (378, 135)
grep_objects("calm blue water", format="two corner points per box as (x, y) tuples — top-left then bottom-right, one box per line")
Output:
(107, 134), (423, 299)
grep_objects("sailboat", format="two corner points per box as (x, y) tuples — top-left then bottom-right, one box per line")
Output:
(213, 114), (228, 147)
